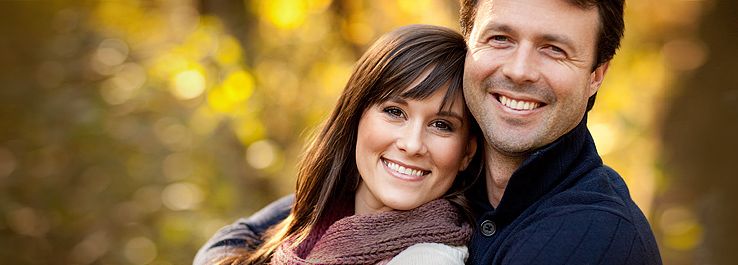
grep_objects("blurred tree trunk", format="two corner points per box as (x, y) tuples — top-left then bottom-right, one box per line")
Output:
(661, 1), (738, 264)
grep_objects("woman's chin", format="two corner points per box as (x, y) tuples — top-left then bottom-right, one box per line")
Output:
(381, 196), (427, 212)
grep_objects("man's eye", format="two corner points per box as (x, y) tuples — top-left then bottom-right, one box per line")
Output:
(490, 35), (509, 42)
(545, 45), (567, 57)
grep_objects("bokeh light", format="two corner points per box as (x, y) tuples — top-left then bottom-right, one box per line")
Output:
(170, 69), (206, 100)
(124, 236), (158, 264)
(69, 231), (110, 265)
(95, 38), (129, 67)
(246, 139), (279, 170)
(162, 182), (204, 211)
(659, 206), (703, 251)
(6, 207), (50, 238)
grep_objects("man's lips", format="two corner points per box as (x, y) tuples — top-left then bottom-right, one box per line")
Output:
(494, 93), (545, 111)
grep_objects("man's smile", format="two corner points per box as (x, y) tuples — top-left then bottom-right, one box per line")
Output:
(496, 94), (543, 111)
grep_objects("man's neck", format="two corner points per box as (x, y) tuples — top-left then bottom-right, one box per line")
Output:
(485, 146), (528, 208)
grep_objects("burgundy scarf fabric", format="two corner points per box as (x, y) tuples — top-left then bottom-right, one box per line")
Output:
(272, 199), (471, 265)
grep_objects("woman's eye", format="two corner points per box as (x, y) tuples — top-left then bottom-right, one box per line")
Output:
(432, 120), (453, 132)
(383, 107), (405, 118)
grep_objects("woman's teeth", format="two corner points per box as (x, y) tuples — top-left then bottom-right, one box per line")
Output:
(384, 160), (427, 177)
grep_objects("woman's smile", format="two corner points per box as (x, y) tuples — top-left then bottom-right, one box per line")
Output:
(381, 157), (430, 181)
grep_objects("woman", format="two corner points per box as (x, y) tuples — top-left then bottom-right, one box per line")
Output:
(213, 24), (483, 265)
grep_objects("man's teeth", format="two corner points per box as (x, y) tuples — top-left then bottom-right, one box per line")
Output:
(499, 95), (540, 111)
(385, 160), (426, 177)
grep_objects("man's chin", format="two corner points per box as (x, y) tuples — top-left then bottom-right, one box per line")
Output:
(488, 140), (537, 158)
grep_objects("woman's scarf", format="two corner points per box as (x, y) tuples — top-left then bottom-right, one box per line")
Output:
(272, 199), (471, 265)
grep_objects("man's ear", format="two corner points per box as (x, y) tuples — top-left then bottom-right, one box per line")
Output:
(589, 61), (610, 97)
(460, 135), (478, 171)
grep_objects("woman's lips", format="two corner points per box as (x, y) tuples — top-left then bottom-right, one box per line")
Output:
(381, 158), (429, 181)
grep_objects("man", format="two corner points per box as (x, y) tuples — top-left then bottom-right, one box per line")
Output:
(458, 0), (661, 264)
(195, 0), (662, 264)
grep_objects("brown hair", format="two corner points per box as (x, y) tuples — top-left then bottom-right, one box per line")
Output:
(459, 0), (625, 110)
(224, 24), (483, 264)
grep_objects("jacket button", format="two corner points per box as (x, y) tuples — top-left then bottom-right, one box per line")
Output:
(480, 220), (496, 236)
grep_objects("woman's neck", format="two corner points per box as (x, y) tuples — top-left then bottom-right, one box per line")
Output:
(354, 184), (392, 215)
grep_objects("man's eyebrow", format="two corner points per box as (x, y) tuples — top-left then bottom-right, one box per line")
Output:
(482, 23), (514, 35)
(540, 33), (576, 49)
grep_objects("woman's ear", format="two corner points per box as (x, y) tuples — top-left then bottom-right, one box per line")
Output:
(460, 135), (477, 171)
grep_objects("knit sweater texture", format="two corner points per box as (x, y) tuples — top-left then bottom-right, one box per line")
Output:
(272, 199), (471, 265)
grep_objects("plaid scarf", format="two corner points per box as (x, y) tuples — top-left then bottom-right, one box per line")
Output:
(272, 199), (471, 265)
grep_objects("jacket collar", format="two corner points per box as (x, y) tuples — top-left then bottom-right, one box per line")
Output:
(470, 116), (603, 226)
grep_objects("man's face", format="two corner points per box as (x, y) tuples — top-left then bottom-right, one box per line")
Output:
(463, 0), (608, 156)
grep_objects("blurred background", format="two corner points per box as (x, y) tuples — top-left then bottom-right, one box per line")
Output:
(0, 0), (735, 264)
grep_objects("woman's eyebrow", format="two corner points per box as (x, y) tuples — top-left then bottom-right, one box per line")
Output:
(388, 97), (408, 105)
(436, 110), (464, 124)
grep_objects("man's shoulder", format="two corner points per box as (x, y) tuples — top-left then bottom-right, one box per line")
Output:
(548, 164), (634, 210)
(528, 163), (653, 228)
(497, 166), (661, 264)
(501, 207), (661, 264)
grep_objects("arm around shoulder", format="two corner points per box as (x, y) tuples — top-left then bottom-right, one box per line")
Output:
(193, 194), (294, 265)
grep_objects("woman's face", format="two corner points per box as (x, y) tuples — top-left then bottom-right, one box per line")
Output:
(354, 85), (476, 214)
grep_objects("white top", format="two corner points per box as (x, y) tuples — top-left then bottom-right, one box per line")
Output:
(386, 243), (468, 265)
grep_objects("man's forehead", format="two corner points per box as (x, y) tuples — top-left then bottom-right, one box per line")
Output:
(471, 0), (599, 40)
(474, 0), (598, 21)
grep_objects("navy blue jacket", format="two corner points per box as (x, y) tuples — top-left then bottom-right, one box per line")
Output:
(466, 119), (661, 264)
(194, 119), (662, 265)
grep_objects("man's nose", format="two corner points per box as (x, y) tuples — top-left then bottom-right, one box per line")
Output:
(501, 45), (540, 84)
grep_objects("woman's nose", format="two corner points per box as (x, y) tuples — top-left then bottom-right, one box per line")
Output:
(395, 123), (427, 156)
